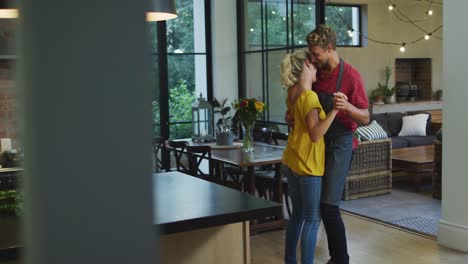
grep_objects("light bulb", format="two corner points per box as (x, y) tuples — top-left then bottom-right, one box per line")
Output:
(308, 7), (312, 10)
(400, 46), (406, 52)
(388, 5), (395, 11)
(250, 28), (254, 32)
(283, 17), (286, 21)
(272, 11), (276, 15)
(347, 30), (354, 37)
(427, 10), (433, 15)
(424, 34), (430, 40)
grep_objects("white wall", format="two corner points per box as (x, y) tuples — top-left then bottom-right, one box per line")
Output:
(438, 0), (468, 253)
(337, 0), (443, 97)
(211, 0), (238, 103)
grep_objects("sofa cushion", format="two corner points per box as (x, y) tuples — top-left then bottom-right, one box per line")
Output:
(370, 113), (391, 137)
(398, 114), (429, 136)
(401, 135), (436, 147)
(407, 111), (432, 135)
(386, 112), (406, 136)
(356, 120), (389, 141)
(391, 136), (410, 149)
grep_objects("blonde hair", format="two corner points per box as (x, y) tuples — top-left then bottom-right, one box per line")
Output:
(280, 50), (310, 89)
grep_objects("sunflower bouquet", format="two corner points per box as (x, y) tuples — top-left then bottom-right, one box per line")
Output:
(233, 98), (266, 152)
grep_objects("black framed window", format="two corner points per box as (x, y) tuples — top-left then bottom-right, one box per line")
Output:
(151, 0), (212, 140)
(240, 0), (317, 133)
(325, 4), (362, 47)
(238, 1), (362, 132)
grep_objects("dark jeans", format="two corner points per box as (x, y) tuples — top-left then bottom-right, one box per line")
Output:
(321, 133), (354, 264)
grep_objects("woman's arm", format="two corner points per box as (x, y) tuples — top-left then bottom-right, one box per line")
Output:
(305, 108), (339, 142)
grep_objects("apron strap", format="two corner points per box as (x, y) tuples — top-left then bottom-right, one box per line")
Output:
(335, 58), (344, 92)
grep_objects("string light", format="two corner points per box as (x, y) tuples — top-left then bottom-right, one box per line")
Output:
(426, 1), (434, 15)
(400, 43), (406, 52)
(325, 0), (443, 52)
(388, 4), (396, 11)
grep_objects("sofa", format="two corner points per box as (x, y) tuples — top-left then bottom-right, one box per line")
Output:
(343, 111), (436, 200)
(370, 111), (435, 149)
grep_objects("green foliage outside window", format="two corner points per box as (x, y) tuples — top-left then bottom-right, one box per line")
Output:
(246, 2), (359, 47)
(325, 5), (358, 46)
(247, 2), (315, 46)
(152, 80), (196, 139)
(151, 0), (208, 140)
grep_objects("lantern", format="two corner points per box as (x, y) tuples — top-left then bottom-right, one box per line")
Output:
(192, 93), (214, 142)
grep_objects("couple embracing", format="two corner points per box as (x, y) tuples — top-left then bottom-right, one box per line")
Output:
(280, 25), (370, 264)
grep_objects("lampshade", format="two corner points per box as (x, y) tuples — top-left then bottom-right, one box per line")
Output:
(146, 0), (177, 22)
(0, 0), (18, 18)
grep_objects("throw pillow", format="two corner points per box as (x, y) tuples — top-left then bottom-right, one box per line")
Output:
(356, 120), (388, 141)
(398, 113), (429, 136)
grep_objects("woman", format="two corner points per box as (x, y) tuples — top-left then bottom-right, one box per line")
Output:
(281, 50), (340, 264)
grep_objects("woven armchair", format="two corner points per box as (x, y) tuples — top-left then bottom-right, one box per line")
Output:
(343, 138), (392, 200)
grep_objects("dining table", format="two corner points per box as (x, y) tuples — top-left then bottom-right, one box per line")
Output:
(181, 140), (287, 232)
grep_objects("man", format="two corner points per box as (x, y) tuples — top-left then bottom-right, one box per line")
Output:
(286, 24), (369, 264)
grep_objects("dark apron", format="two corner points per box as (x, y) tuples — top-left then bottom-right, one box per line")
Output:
(314, 58), (353, 138)
(315, 59), (354, 206)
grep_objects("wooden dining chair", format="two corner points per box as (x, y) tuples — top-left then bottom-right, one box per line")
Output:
(255, 131), (291, 216)
(168, 140), (190, 174)
(219, 163), (244, 191)
(152, 136), (167, 172)
(186, 145), (220, 183)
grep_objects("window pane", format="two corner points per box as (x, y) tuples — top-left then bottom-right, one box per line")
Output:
(167, 0), (206, 53)
(292, 1), (316, 46)
(245, 52), (263, 100)
(168, 54), (207, 139)
(151, 54), (161, 137)
(265, 1), (287, 48)
(246, 0), (262, 51)
(266, 50), (288, 124)
(325, 5), (361, 46)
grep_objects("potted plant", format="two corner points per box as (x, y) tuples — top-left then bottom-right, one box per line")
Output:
(210, 97), (235, 146)
(0, 190), (22, 249)
(371, 86), (385, 104)
(373, 66), (397, 104)
(433, 89), (443, 101)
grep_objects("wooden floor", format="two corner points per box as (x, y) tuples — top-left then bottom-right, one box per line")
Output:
(251, 212), (468, 264)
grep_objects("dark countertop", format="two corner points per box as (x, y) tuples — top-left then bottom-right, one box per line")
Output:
(154, 171), (282, 235)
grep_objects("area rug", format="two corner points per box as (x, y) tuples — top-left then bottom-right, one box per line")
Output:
(340, 184), (441, 237)
(391, 216), (439, 236)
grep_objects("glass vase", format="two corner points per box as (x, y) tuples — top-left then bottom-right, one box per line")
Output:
(241, 120), (255, 152)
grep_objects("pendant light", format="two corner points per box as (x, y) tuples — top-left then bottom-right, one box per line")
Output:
(0, 0), (18, 18)
(146, 0), (177, 22)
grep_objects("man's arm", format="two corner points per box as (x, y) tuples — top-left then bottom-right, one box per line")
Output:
(334, 96), (370, 125)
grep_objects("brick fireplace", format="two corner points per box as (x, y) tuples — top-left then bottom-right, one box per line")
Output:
(395, 58), (432, 101)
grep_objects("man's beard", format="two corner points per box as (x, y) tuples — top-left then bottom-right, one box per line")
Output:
(317, 59), (331, 72)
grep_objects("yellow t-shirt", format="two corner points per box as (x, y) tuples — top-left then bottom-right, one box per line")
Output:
(282, 90), (326, 176)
